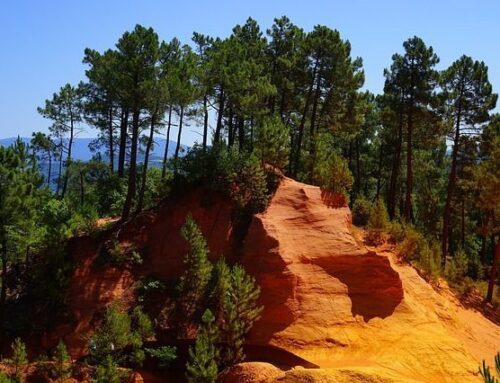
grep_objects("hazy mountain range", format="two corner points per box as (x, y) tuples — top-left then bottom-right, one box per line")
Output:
(0, 137), (187, 164)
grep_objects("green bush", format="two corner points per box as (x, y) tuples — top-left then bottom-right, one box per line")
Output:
(446, 249), (469, 285)
(88, 302), (153, 367)
(145, 346), (177, 369)
(178, 144), (270, 215)
(93, 355), (124, 383)
(0, 371), (14, 383)
(366, 198), (388, 245)
(396, 226), (422, 260)
(352, 196), (371, 226)
(418, 240), (442, 280)
(254, 114), (290, 169)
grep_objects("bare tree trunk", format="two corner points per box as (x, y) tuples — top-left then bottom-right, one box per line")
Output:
(108, 107), (114, 173)
(174, 105), (184, 168)
(161, 105), (173, 179)
(122, 109), (140, 220)
(442, 108), (462, 261)
(214, 88), (225, 144)
(404, 104), (413, 222)
(61, 114), (75, 198)
(118, 107), (129, 178)
(137, 113), (156, 213)
(203, 96), (209, 151)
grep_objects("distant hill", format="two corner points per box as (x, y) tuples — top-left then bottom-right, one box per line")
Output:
(0, 137), (187, 164)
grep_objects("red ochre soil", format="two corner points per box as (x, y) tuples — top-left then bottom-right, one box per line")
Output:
(40, 177), (500, 382)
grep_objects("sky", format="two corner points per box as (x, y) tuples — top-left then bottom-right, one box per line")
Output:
(0, 0), (499, 145)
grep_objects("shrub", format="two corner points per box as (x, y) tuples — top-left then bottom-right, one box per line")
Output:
(88, 302), (153, 367)
(145, 346), (177, 369)
(417, 240), (441, 280)
(446, 249), (468, 285)
(11, 338), (28, 382)
(93, 355), (124, 383)
(352, 196), (371, 226)
(366, 198), (388, 245)
(313, 134), (354, 197)
(479, 352), (500, 383)
(0, 372), (14, 383)
(388, 220), (407, 243)
(396, 226), (422, 260)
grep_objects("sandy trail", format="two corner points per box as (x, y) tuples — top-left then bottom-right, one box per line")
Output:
(243, 177), (500, 382)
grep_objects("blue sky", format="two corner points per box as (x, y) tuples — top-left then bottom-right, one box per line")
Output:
(1, 0), (499, 145)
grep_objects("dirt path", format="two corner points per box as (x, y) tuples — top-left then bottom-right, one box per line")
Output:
(243, 177), (500, 382)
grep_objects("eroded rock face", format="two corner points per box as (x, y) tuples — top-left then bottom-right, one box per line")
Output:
(241, 177), (500, 382)
(52, 177), (499, 382)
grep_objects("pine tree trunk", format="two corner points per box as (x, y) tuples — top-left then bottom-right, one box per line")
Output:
(404, 104), (413, 222)
(214, 88), (225, 143)
(122, 109), (140, 220)
(174, 105), (184, 166)
(56, 138), (63, 197)
(108, 107), (114, 173)
(137, 113), (156, 213)
(161, 105), (173, 179)
(203, 96), (209, 151)
(388, 106), (404, 219)
(442, 108), (462, 261)
(47, 150), (52, 188)
(61, 114), (74, 199)
(238, 116), (245, 150)
(486, 239), (499, 303)
(118, 107), (129, 178)
(293, 61), (318, 177)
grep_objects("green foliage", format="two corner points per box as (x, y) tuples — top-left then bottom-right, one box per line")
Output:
(177, 215), (213, 319)
(418, 240), (442, 281)
(219, 264), (263, 367)
(479, 353), (500, 383)
(0, 372), (14, 383)
(445, 249), (469, 285)
(11, 338), (28, 382)
(312, 133), (353, 196)
(366, 198), (388, 244)
(93, 355), (124, 383)
(89, 302), (152, 367)
(53, 340), (71, 383)
(179, 145), (270, 215)
(186, 309), (219, 383)
(352, 196), (371, 226)
(254, 114), (289, 169)
(145, 346), (177, 369)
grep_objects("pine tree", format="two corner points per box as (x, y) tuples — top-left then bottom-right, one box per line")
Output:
(254, 114), (289, 169)
(220, 265), (262, 367)
(186, 309), (219, 383)
(38, 83), (85, 198)
(11, 338), (28, 382)
(177, 215), (213, 320)
(53, 340), (70, 383)
(93, 355), (122, 383)
(440, 55), (498, 261)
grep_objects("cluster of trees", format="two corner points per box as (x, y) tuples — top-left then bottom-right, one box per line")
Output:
(179, 215), (262, 382)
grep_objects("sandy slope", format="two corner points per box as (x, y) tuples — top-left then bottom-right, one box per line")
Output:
(241, 177), (500, 382)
